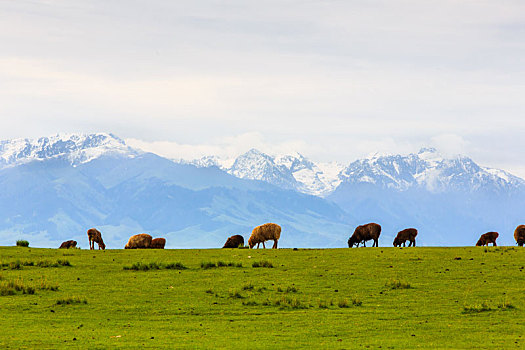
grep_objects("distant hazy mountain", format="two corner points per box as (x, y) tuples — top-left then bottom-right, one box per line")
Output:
(0, 133), (349, 248)
(188, 147), (524, 246)
(1, 133), (523, 248)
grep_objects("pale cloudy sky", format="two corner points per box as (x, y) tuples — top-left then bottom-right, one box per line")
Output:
(1, 1), (524, 176)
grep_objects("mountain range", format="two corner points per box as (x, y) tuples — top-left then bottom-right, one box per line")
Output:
(1, 133), (523, 248)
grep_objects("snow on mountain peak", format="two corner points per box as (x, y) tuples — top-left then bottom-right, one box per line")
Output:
(0, 132), (138, 168)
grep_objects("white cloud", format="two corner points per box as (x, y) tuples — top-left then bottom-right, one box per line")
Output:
(0, 1), (524, 178)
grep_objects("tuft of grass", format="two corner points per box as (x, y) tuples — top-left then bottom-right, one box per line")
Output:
(205, 288), (214, 294)
(318, 299), (329, 309)
(252, 260), (274, 268)
(0, 278), (35, 296)
(38, 278), (59, 292)
(202, 261), (242, 269)
(16, 240), (29, 247)
(242, 283), (254, 291)
(163, 262), (188, 270)
(124, 262), (186, 271)
(497, 298), (517, 311)
(36, 260), (72, 268)
(273, 296), (308, 309)
(386, 279), (412, 289)
(201, 262), (217, 269)
(338, 298), (350, 308)
(462, 302), (493, 314)
(242, 300), (258, 306)
(228, 291), (244, 299)
(277, 286), (298, 293)
(56, 297), (88, 305)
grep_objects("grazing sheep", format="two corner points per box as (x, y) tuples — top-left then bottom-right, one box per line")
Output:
(514, 225), (525, 247)
(150, 238), (166, 249)
(87, 228), (105, 250)
(476, 232), (499, 246)
(124, 233), (152, 249)
(59, 240), (77, 249)
(348, 223), (381, 248)
(393, 228), (418, 247)
(248, 223), (281, 249)
(222, 235), (244, 248)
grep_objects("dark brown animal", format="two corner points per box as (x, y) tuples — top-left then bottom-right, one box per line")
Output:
(348, 223), (381, 248)
(222, 235), (244, 248)
(124, 233), (152, 249)
(514, 225), (525, 247)
(150, 238), (166, 249)
(59, 240), (77, 249)
(248, 223), (281, 249)
(393, 228), (418, 247)
(476, 232), (499, 246)
(87, 228), (105, 250)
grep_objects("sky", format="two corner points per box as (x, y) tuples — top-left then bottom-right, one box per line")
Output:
(0, 0), (524, 176)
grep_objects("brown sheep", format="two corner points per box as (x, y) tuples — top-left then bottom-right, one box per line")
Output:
(124, 233), (152, 249)
(514, 225), (525, 247)
(476, 232), (499, 246)
(87, 228), (105, 250)
(393, 228), (418, 247)
(222, 235), (245, 248)
(150, 238), (166, 249)
(59, 240), (77, 249)
(248, 223), (281, 249)
(348, 223), (381, 248)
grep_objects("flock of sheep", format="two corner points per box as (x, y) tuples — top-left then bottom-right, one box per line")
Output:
(56, 223), (525, 250)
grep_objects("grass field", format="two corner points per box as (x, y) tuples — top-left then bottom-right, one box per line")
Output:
(0, 246), (524, 349)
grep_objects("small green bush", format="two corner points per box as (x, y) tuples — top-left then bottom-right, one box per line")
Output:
(16, 240), (29, 247)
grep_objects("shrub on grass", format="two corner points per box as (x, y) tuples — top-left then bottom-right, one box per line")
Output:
(252, 260), (273, 268)
(16, 240), (29, 247)
(56, 297), (87, 305)
(386, 279), (412, 289)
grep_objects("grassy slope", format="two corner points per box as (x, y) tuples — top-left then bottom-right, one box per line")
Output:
(0, 246), (524, 349)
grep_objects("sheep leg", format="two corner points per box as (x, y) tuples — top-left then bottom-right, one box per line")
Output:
(262, 241), (266, 249)
(363, 241), (366, 247)
(493, 241), (497, 246)
(273, 240), (278, 249)
(257, 242), (260, 249)
(413, 239), (416, 247)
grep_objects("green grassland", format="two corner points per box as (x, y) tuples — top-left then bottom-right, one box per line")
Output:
(0, 246), (524, 349)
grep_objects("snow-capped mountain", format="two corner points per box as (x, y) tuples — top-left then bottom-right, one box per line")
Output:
(187, 147), (524, 197)
(339, 148), (525, 193)
(187, 150), (344, 196)
(0, 133), (138, 169)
